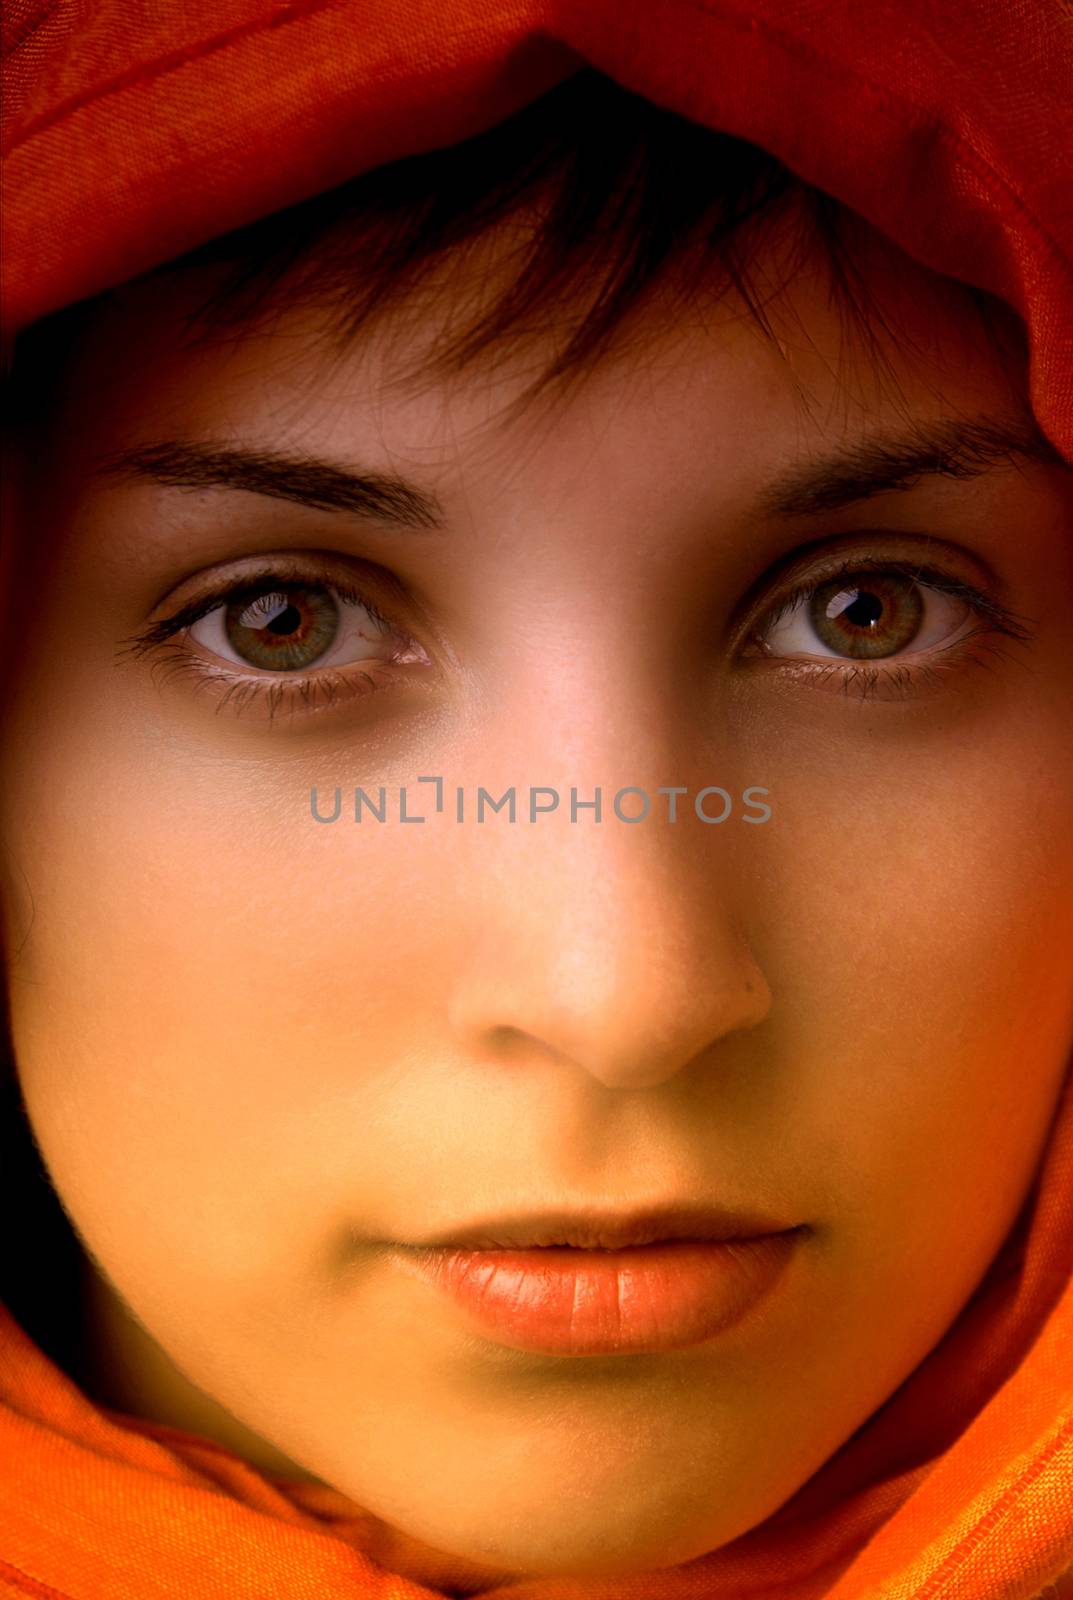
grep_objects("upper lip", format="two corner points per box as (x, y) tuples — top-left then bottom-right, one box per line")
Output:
(406, 1203), (803, 1251)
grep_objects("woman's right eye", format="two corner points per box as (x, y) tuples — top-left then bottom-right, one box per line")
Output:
(118, 562), (438, 721)
(187, 579), (428, 674)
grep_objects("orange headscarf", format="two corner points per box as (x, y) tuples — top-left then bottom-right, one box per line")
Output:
(2, 3), (1072, 1596)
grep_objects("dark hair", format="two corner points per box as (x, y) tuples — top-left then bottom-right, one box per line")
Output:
(6, 66), (1024, 440)
(0, 940), (89, 1376)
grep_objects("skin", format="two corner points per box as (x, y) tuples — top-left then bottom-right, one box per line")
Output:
(1, 203), (1072, 1591)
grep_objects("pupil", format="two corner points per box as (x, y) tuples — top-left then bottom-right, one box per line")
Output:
(266, 602), (302, 636)
(838, 589), (884, 629)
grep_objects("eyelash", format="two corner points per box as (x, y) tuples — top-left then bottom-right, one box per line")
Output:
(119, 551), (1035, 721)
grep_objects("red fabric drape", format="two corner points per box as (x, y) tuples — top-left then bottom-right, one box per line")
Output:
(2, 3), (1072, 1596)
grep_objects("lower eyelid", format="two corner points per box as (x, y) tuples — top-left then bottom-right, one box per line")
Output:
(747, 628), (1013, 703)
(218, 662), (405, 719)
(139, 640), (416, 722)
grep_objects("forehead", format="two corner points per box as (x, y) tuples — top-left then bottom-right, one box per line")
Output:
(48, 205), (1026, 497)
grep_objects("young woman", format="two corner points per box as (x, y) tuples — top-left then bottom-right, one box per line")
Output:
(2, 4), (1071, 1597)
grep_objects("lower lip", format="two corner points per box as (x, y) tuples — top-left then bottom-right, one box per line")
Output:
(394, 1231), (803, 1356)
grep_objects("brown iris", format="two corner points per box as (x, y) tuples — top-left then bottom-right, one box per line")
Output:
(224, 583), (340, 670)
(808, 573), (924, 659)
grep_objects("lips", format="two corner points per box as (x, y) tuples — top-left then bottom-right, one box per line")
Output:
(392, 1201), (808, 1355)
(394, 1232), (806, 1356)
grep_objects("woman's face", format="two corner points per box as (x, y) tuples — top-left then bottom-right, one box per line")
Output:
(2, 208), (1072, 1588)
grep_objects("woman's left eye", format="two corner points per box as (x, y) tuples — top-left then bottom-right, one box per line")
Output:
(754, 569), (977, 663)
(186, 579), (427, 674)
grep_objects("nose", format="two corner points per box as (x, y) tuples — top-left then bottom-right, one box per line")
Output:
(447, 807), (772, 1091)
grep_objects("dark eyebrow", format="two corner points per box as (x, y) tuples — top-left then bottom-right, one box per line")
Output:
(91, 413), (1064, 533)
(759, 414), (1066, 518)
(90, 439), (446, 530)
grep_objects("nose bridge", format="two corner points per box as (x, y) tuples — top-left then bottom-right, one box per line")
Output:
(440, 583), (772, 1087)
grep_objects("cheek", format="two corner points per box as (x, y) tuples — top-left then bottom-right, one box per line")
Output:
(753, 724), (1073, 1289)
(0, 699), (474, 1287)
